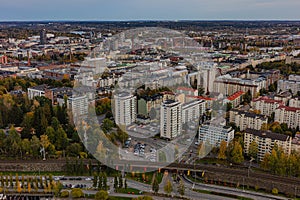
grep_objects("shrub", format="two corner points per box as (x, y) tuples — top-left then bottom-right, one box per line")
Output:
(71, 188), (84, 198)
(272, 188), (278, 195)
(60, 190), (69, 198)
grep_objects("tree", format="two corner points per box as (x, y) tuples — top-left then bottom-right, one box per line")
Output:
(45, 126), (56, 144)
(248, 141), (258, 160)
(40, 134), (50, 149)
(177, 180), (185, 197)
(152, 175), (159, 194)
(17, 181), (22, 193)
(101, 118), (114, 133)
(118, 175), (123, 189)
(218, 140), (227, 160)
(95, 190), (109, 200)
(230, 141), (244, 164)
(113, 176), (118, 191)
(28, 181), (31, 193)
(164, 180), (173, 196)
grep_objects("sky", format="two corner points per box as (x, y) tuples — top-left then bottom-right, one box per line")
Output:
(0, 0), (300, 21)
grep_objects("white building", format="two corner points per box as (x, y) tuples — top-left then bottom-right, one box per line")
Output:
(67, 95), (89, 117)
(244, 128), (292, 161)
(198, 122), (234, 147)
(182, 99), (205, 124)
(275, 105), (300, 129)
(229, 109), (268, 131)
(114, 93), (137, 126)
(289, 97), (300, 108)
(160, 100), (182, 139)
(27, 84), (50, 99)
(251, 96), (283, 117)
(277, 75), (300, 95)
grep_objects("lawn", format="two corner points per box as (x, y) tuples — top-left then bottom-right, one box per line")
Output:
(117, 187), (141, 194)
(126, 171), (163, 185)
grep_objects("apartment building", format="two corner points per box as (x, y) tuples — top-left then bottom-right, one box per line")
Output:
(289, 97), (300, 108)
(244, 128), (292, 161)
(182, 99), (206, 124)
(160, 100), (182, 139)
(277, 75), (300, 95)
(198, 120), (234, 147)
(251, 96), (283, 116)
(229, 109), (268, 131)
(114, 93), (137, 126)
(275, 105), (300, 129)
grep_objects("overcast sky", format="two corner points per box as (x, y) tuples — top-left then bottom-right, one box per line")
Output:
(1, 0), (300, 21)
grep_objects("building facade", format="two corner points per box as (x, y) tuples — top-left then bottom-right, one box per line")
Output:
(229, 109), (268, 131)
(182, 99), (206, 124)
(251, 96), (283, 117)
(244, 128), (292, 161)
(114, 93), (137, 126)
(275, 105), (300, 129)
(198, 123), (234, 147)
(160, 100), (182, 139)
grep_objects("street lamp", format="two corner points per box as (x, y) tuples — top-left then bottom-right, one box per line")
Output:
(248, 157), (255, 177)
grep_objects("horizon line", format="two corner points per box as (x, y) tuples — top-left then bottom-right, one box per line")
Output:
(1, 19), (300, 23)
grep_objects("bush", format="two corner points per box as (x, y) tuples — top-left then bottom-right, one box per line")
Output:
(60, 190), (69, 198)
(71, 188), (84, 198)
(95, 190), (109, 200)
(272, 188), (278, 195)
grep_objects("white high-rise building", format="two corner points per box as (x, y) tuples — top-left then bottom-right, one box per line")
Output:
(114, 93), (137, 126)
(160, 100), (182, 139)
(68, 95), (88, 117)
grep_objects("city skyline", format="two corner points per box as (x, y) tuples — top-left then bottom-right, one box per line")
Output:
(1, 0), (300, 21)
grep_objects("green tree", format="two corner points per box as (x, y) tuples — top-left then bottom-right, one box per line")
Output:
(177, 180), (185, 197)
(152, 175), (159, 194)
(95, 190), (109, 200)
(248, 141), (258, 160)
(113, 176), (118, 191)
(230, 141), (244, 164)
(164, 180), (173, 196)
(101, 118), (114, 133)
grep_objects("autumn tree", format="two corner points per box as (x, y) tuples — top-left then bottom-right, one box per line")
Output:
(218, 140), (227, 160)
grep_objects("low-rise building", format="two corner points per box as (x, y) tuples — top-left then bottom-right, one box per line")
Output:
(244, 128), (292, 161)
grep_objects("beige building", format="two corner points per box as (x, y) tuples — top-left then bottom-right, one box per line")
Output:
(229, 109), (268, 131)
(213, 74), (264, 98)
(244, 128), (292, 161)
(251, 96), (283, 117)
(274, 105), (300, 129)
